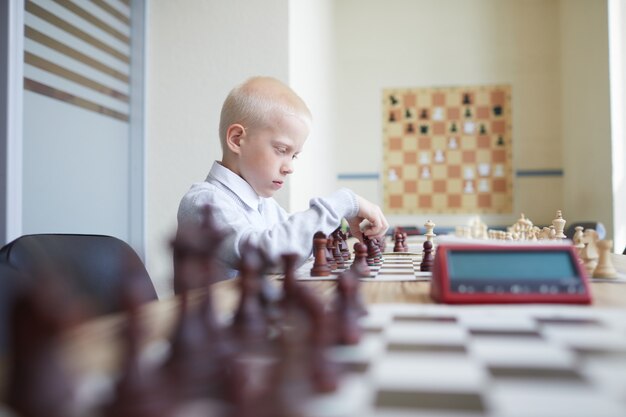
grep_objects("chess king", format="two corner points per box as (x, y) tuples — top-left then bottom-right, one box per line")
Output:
(177, 76), (389, 279)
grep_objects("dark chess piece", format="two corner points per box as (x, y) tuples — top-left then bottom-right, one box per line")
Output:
(450, 122), (457, 133)
(420, 109), (428, 119)
(388, 111), (396, 122)
(6, 273), (85, 417)
(311, 231), (331, 276)
(231, 241), (270, 346)
(465, 107), (472, 118)
(463, 93), (472, 105)
(419, 124), (428, 134)
(480, 123), (486, 134)
(162, 209), (231, 401)
(390, 94), (398, 105)
(337, 229), (351, 261)
(331, 234), (345, 269)
(333, 270), (363, 345)
(497, 135), (505, 146)
(420, 240), (434, 272)
(405, 108), (412, 118)
(325, 234), (338, 270)
(350, 242), (371, 278)
(106, 279), (176, 417)
(406, 123), (414, 134)
(364, 236), (379, 266)
(173, 204), (228, 292)
(393, 231), (404, 252)
(493, 105), (503, 116)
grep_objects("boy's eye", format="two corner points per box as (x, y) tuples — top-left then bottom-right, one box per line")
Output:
(292, 154), (299, 160)
(275, 147), (287, 154)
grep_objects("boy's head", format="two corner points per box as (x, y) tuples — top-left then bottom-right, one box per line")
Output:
(219, 77), (312, 198)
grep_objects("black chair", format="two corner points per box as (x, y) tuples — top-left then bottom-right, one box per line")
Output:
(0, 263), (27, 355)
(0, 234), (157, 317)
(565, 221), (606, 240)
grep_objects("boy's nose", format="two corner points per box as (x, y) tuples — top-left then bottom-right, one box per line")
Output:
(281, 160), (294, 175)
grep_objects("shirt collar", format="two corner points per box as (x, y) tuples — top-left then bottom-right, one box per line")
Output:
(207, 161), (263, 211)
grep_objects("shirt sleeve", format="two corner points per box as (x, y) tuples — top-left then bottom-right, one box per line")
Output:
(178, 186), (359, 270)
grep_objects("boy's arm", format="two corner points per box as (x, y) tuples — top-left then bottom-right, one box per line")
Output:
(179, 187), (386, 269)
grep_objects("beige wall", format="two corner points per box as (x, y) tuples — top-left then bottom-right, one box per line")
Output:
(561, 0), (612, 238)
(334, 0), (611, 232)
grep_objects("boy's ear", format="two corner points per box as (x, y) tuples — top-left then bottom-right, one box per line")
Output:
(225, 124), (246, 154)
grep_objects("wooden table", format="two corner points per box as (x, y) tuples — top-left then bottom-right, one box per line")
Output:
(2, 254), (626, 404)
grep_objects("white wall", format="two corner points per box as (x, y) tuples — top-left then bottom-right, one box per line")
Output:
(145, 0), (289, 297)
(288, 0), (337, 212)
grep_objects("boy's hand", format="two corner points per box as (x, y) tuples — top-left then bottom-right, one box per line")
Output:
(347, 195), (389, 242)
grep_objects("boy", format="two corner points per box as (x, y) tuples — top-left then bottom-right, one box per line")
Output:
(177, 76), (388, 276)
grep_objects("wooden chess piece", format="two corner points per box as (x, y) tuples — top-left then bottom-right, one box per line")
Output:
(420, 240), (434, 272)
(331, 234), (345, 269)
(593, 240), (619, 279)
(325, 234), (337, 270)
(581, 229), (600, 276)
(350, 242), (371, 278)
(333, 270), (364, 345)
(6, 273), (84, 417)
(424, 219), (436, 244)
(393, 231), (404, 252)
(552, 210), (567, 240)
(311, 231), (331, 276)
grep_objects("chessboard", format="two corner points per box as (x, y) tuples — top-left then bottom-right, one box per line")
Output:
(295, 232), (434, 282)
(296, 252), (431, 282)
(382, 84), (513, 214)
(312, 303), (626, 417)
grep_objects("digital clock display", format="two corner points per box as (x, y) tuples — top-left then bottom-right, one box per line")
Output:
(430, 243), (591, 304)
(448, 251), (577, 281)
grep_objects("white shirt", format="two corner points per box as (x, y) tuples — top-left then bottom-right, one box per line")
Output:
(177, 161), (359, 275)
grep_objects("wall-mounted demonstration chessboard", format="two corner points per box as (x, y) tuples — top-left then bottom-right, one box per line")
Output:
(382, 85), (513, 214)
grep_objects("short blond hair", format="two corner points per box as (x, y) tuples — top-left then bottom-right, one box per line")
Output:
(219, 76), (312, 150)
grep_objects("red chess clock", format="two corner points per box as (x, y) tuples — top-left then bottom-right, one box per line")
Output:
(430, 242), (592, 304)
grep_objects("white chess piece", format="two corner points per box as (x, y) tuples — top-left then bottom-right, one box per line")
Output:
(388, 169), (398, 182)
(464, 167), (475, 180)
(448, 137), (458, 149)
(433, 107), (444, 120)
(593, 240), (618, 278)
(478, 163), (491, 177)
(424, 220), (436, 243)
(463, 121), (475, 134)
(552, 210), (567, 240)
(421, 166), (431, 179)
(434, 150), (445, 163)
(581, 229), (600, 276)
(494, 164), (504, 177)
(419, 152), (430, 164)
(464, 180), (475, 194)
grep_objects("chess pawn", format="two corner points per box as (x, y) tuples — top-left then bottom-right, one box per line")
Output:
(350, 242), (371, 277)
(420, 240), (434, 272)
(311, 231), (331, 277)
(581, 229), (600, 276)
(552, 210), (567, 240)
(572, 226), (585, 264)
(393, 231), (404, 252)
(592, 240), (618, 279)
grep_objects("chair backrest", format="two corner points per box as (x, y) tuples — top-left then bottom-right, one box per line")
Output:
(565, 221), (606, 240)
(0, 263), (26, 355)
(0, 234), (157, 316)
